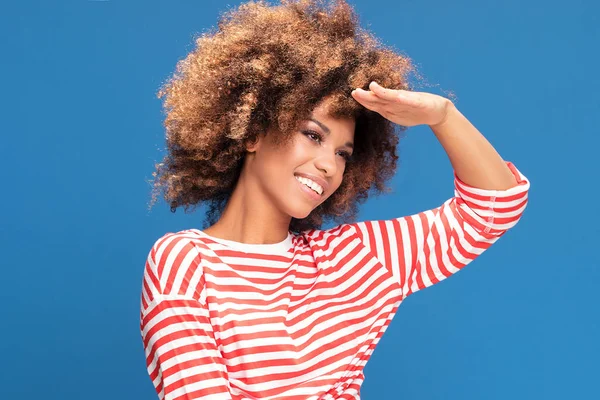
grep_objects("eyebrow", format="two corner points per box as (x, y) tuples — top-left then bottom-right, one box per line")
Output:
(309, 118), (354, 150)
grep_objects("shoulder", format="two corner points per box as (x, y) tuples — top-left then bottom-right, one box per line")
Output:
(147, 230), (201, 268)
(143, 229), (205, 297)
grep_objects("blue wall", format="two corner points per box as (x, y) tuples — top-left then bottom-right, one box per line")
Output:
(1, 0), (598, 398)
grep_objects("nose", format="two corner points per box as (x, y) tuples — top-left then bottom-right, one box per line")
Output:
(314, 149), (338, 177)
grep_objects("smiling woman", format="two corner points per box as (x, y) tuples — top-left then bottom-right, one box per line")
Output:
(147, 0), (414, 235)
(140, 0), (530, 399)
(224, 97), (358, 230)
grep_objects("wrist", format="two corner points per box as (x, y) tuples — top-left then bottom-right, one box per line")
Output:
(429, 100), (458, 130)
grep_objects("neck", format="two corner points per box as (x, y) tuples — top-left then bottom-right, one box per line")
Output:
(204, 168), (292, 245)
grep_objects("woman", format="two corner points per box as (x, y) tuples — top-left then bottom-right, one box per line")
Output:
(140, 1), (530, 399)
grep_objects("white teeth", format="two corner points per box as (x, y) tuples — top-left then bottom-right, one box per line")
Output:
(295, 176), (323, 195)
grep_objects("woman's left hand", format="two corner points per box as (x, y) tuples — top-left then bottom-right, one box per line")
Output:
(351, 81), (454, 128)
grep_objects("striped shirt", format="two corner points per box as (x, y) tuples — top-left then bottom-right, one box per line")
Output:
(140, 162), (530, 400)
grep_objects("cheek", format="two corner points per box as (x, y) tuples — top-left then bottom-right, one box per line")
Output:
(285, 141), (314, 165)
(332, 176), (345, 193)
(291, 136), (311, 154)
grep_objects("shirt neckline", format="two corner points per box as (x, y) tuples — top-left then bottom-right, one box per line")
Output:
(190, 228), (294, 253)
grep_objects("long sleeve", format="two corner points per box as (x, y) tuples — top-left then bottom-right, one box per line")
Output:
(350, 161), (530, 300)
(140, 234), (234, 400)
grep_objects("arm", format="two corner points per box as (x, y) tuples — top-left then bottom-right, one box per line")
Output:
(351, 163), (529, 299)
(353, 81), (520, 191)
(350, 82), (530, 298)
(140, 234), (234, 400)
(429, 102), (518, 190)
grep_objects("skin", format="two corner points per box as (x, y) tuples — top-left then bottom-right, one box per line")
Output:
(204, 81), (519, 245)
(203, 96), (355, 245)
(353, 82), (517, 190)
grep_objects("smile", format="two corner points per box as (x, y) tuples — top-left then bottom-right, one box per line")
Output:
(295, 176), (323, 200)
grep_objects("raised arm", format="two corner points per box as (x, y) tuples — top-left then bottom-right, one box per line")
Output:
(351, 163), (528, 299)
(353, 81), (518, 190)
(349, 82), (530, 299)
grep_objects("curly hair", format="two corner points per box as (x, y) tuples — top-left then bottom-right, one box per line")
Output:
(148, 0), (421, 234)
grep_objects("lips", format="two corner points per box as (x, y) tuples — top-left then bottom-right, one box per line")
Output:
(293, 172), (329, 194)
(296, 176), (323, 201)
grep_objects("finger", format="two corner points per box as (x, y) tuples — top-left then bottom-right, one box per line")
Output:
(351, 95), (385, 114)
(352, 97), (380, 112)
(352, 88), (388, 106)
(368, 81), (402, 101)
(369, 81), (415, 104)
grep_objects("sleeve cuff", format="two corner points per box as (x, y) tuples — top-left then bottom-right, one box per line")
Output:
(454, 162), (529, 198)
(453, 162), (530, 234)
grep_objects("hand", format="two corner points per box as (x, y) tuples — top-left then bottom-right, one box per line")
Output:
(351, 81), (454, 128)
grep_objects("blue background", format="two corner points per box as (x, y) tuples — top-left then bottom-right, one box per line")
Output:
(2, 0), (598, 398)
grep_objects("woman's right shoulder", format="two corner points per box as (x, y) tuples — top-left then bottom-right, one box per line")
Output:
(143, 229), (205, 297)
(148, 229), (201, 257)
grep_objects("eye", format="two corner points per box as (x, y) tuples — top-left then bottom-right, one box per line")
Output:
(302, 130), (354, 162)
(303, 130), (322, 143)
(340, 151), (353, 162)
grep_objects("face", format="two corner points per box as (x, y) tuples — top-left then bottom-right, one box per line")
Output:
(243, 97), (356, 220)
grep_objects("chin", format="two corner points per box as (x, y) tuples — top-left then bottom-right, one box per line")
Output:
(283, 186), (329, 220)
(292, 198), (328, 220)
(289, 207), (313, 220)
(285, 201), (317, 220)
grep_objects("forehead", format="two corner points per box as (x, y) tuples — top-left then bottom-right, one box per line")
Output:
(311, 93), (356, 119)
(311, 95), (340, 116)
(310, 98), (355, 129)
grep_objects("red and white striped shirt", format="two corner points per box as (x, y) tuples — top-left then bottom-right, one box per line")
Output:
(140, 162), (529, 400)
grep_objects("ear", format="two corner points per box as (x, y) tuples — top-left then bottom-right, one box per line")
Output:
(244, 135), (262, 153)
(245, 127), (271, 153)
